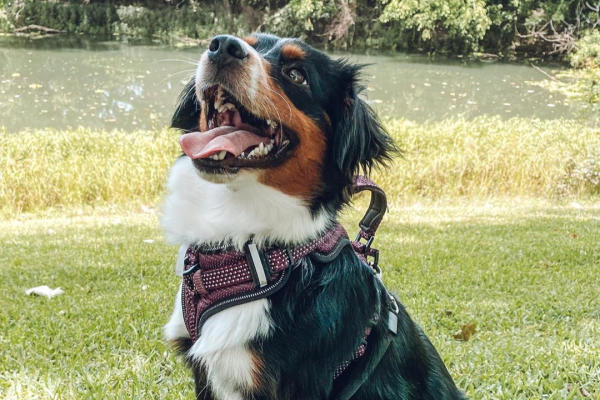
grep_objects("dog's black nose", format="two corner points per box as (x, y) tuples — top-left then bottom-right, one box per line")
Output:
(208, 35), (248, 66)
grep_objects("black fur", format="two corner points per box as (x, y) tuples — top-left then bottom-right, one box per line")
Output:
(320, 60), (396, 215)
(171, 78), (200, 131)
(253, 249), (466, 400)
(169, 33), (466, 400)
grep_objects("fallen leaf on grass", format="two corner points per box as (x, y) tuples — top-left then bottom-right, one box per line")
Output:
(453, 323), (476, 341)
(25, 285), (64, 298)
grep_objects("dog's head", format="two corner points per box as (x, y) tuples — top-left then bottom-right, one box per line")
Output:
(172, 33), (395, 213)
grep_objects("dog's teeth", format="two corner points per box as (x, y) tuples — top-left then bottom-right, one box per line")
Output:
(210, 154), (219, 160)
(217, 103), (236, 113)
(215, 87), (224, 109)
(266, 120), (279, 129)
(218, 150), (227, 160)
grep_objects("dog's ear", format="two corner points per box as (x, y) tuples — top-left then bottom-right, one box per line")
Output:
(332, 63), (396, 179)
(171, 78), (200, 131)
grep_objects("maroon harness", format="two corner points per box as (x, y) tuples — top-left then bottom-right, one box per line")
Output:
(180, 175), (390, 378)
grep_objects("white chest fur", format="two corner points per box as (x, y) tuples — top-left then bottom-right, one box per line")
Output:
(162, 156), (328, 399)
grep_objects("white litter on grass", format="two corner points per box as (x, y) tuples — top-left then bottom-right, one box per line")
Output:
(140, 204), (155, 214)
(143, 239), (154, 244)
(570, 202), (584, 209)
(25, 286), (64, 298)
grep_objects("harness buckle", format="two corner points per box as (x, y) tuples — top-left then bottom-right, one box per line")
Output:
(354, 233), (374, 252)
(354, 233), (379, 269)
(244, 240), (272, 288)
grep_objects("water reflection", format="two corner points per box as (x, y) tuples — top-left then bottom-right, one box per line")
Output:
(0, 36), (574, 133)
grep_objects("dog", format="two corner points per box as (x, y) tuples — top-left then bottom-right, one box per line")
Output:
(162, 33), (467, 400)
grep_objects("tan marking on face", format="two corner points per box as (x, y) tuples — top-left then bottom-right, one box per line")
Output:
(256, 63), (326, 198)
(281, 43), (306, 60)
(195, 43), (326, 199)
(243, 36), (258, 47)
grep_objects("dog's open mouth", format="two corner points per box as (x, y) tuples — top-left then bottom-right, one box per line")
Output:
(180, 85), (296, 171)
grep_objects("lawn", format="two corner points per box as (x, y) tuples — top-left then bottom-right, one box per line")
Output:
(1, 200), (598, 399)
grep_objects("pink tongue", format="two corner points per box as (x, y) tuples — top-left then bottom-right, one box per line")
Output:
(180, 126), (270, 159)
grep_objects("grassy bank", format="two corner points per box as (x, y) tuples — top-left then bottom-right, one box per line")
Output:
(1, 117), (598, 216)
(0, 202), (598, 399)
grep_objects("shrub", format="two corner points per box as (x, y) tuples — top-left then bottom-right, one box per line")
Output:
(0, 9), (14, 32)
(559, 146), (600, 196)
(570, 30), (600, 69)
(379, 0), (491, 53)
(265, 0), (337, 42)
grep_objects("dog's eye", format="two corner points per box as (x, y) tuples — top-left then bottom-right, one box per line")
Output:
(286, 68), (307, 86)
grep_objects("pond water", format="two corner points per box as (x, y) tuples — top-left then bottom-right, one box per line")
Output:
(0, 36), (574, 132)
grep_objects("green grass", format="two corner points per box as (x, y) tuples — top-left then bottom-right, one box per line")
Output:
(1, 117), (599, 216)
(1, 201), (599, 399)
(1, 117), (599, 397)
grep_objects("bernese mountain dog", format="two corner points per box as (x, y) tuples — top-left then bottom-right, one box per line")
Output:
(162, 33), (467, 400)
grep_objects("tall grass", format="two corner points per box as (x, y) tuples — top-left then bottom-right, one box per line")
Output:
(1, 117), (598, 215)
(377, 116), (600, 201)
(0, 128), (179, 216)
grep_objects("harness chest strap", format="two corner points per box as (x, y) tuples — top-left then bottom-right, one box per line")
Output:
(179, 175), (398, 385)
(181, 223), (351, 341)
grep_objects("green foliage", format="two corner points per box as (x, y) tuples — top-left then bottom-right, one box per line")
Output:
(0, 0), (598, 56)
(567, 67), (600, 115)
(380, 0), (491, 53)
(266, 0), (337, 40)
(533, 32), (600, 120)
(2, 0), (248, 39)
(559, 145), (600, 196)
(9, 0), (119, 35)
(570, 30), (600, 69)
(115, 5), (244, 39)
(0, 9), (14, 32)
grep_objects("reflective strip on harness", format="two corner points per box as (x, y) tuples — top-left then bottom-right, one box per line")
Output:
(247, 242), (268, 287)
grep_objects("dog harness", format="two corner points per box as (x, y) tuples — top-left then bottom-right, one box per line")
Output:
(180, 176), (397, 385)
